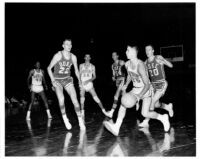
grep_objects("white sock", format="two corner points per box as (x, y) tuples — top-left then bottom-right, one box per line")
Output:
(46, 109), (51, 116)
(157, 114), (163, 121)
(27, 111), (31, 117)
(62, 115), (69, 123)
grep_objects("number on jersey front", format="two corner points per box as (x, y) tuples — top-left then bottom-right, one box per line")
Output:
(58, 61), (71, 74)
(147, 63), (159, 77)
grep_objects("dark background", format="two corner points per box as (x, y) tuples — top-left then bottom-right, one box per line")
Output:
(5, 3), (195, 123)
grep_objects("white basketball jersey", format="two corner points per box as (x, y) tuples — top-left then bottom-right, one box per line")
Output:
(125, 60), (144, 88)
(80, 63), (94, 82)
(32, 69), (43, 86)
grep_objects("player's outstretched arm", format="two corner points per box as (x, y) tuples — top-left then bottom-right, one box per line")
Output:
(72, 54), (81, 83)
(157, 55), (173, 68)
(137, 61), (150, 99)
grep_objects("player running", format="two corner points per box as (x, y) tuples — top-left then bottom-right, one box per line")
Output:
(104, 46), (170, 136)
(138, 45), (173, 128)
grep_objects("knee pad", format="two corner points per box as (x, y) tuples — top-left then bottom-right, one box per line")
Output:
(93, 96), (100, 103)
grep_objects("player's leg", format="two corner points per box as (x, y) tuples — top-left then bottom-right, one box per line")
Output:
(89, 87), (107, 115)
(105, 79), (125, 118)
(80, 88), (86, 120)
(39, 91), (52, 119)
(152, 82), (173, 117)
(104, 104), (127, 136)
(54, 81), (72, 130)
(141, 96), (170, 132)
(65, 83), (85, 130)
(26, 91), (36, 120)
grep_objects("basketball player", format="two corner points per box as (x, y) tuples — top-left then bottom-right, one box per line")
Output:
(26, 61), (52, 120)
(47, 39), (85, 130)
(104, 52), (126, 118)
(79, 54), (107, 120)
(104, 46), (170, 136)
(138, 45), (173, 127)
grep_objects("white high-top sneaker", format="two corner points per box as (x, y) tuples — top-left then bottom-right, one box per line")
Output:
(63, 115), (72, 130)
(138, 119), (149, 128)
(104, 120), (119, 136)
(166, 103), (174, 117)
(26, 111), (31, 120)
(159, 114), (170, 132)
(104, 109), (114, 118)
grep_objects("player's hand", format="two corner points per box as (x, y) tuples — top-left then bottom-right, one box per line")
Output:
(134, 94), (141, 103)
(136, 102), (140, 111)
(83, 80), (90, 85)
(52, 86), (55, 91)
(52, 80), (57, 88)
(112, 77), (116, 81)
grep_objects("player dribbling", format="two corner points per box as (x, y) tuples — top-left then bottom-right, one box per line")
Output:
(104, 46), (170, 136)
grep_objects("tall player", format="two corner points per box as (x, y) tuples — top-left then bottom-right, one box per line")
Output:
(138, 45), (173, 127)
(26, 61), (52, 120)
(79, 54), (107, 120)
(104, 46), (170, 136)
(104, 52), (126, 118)
(47, 39), (85, 130)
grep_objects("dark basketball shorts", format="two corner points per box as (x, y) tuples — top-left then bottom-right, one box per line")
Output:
(152, 81), (168, 96)
(116, 77), (125, 88)
(54, 77), (73, 89)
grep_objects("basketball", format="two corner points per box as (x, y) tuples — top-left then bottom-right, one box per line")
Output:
(121, 93), (137, 108)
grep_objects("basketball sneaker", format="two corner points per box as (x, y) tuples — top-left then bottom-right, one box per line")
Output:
(26, 111), (31, 121)
(104, 109), (114, 118)
(160, 114), (170, 132)
(104, 121), (119, 136)
(63, 116), (72, 130)
(138, 119), (149, 128)
(166, 103), (174, 117)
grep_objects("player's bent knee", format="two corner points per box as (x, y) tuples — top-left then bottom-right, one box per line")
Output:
(93, 96), (100, 103)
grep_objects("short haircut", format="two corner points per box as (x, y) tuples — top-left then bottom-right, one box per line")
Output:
(112, 52), (118, 55)
(145, 44), (154, 50)
(63, 39), (72, 44)
(128, 45), (139, 52)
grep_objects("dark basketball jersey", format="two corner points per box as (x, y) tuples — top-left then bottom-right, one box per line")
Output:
(146, 56), (166, 83)
(112, 60), (125, 79)
(54, 52), (73, 79)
